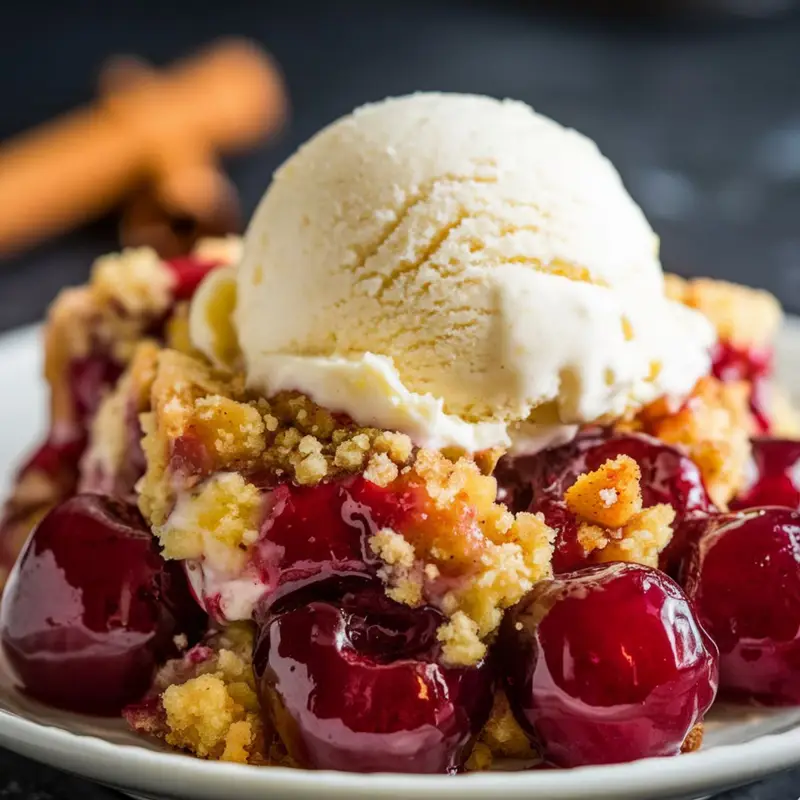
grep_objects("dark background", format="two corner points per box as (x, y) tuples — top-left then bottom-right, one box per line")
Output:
(2, 1), (800, 797)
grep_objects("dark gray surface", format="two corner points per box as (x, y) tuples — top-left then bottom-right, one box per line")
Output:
(1, 2), (800, 797)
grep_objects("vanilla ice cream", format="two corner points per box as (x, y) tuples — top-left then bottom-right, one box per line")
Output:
(191, 93), (714, 454)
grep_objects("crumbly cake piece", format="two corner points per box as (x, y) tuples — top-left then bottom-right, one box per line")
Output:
(138, 348), (556, 666)
(125, 624), (289, 766)
(563, 455), (675, 568)
(0, 239), (241, 592)
(624, 377), (754, 508)
(665, 274), (781, 350)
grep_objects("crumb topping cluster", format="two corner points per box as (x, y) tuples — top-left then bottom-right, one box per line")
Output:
(665, 274), (781, 349)
(623, 376), (754, 507)
(125, 625), (285, 766)
(44, 239), (239, 431)
(564, 455), (675, 568)
(138, 350), (419, 527)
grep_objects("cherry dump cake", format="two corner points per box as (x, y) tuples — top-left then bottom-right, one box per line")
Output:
(2, 93), (800, 775)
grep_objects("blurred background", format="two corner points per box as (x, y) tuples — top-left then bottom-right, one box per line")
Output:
(2, 0), (800, 329)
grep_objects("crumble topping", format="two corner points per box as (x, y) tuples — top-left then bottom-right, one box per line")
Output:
(139, 349), (418, 525)
(564, 455), (675, 569)
(43, 239), (240, 433)
(156, 472), (262, 570)
(665, 274), (781, 349)
(627, 376), (754, 507)
(91, 247), (175, 317)
(139, 349), (556, 666)
(126, 624), (284, 766)
(565, 455), (642, 528)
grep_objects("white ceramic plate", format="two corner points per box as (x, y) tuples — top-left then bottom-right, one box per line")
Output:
(2, 323), (800, 800)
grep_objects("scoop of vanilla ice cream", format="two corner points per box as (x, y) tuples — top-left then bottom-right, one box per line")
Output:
(192, 93), (714, 453)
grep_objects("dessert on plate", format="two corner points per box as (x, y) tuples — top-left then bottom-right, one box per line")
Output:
(1, 93), (799, 774)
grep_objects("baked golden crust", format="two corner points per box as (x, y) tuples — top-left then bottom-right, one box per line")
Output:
(125, 624), (290, 766)
(665, 274), (781, 349)
(562, 454), (675, 569)
(625, 376), (754, 507)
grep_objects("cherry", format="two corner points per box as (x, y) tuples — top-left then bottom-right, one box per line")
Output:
(711, 341), (773, 434)
(0, 495), (205, 715)
(730, 438), (800, 511)
(682, 507), (800, 705)
(502, 431), (715, 575)
(68, 354), (123, 429)
(252, 477), (424, 616)
(254, 589), (493, 773)
(500, 562), (718, 767)
(165, 256), (223, 301)
(0, 434), (87, 591)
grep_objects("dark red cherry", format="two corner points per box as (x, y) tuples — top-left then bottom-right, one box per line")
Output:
(68, 354), (123, 428)
(502, 431), (715, 575)
(0, 434), (87, 591)
(500, 562), (718, 767)
(254, 590), (493, 773)
(253, 477), (422, 614)
(711, 341), (773, 434)
(730, 438), (800, 511)
(0, 495), (205, 715)
(682, 507), (800, 705)
(166, 256), (223, 301)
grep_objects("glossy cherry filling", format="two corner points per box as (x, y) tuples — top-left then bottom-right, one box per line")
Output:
(730, 438), (800, 510)
(500, 562), (718, 767)
(0, 495), (205, 715)
(500, 431), (715, 575)
(254, 589), (494, 773)
(68, 354), (124, 428)
(711, 341), (773, 434)
(166, 255), (223, 301)
(682, 507), (800, 705)
(251, 475), (447, 617)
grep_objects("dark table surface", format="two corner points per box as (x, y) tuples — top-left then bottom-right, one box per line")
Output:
(2, 1), (800, 797)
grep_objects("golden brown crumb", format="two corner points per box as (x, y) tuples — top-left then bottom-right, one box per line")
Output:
(161, 644), (262, 764)
(373, 431), (413, 463)
(665, 274), (781, 349)
(155, 472), (262, 570)
(139, 350), (417, 523)
(561, 454), (675, 568)
(364, 452), (400, 486)
(464, 742), (494, 771)
(333, 435), (370, 469)
(631, 376), (754, 507)
(593, 504), (675, 568)
(91, 247), (175, 317)
(139, 352), (558, 669)
(565, 455), (642, 528)
(437, 611), (487, 666)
